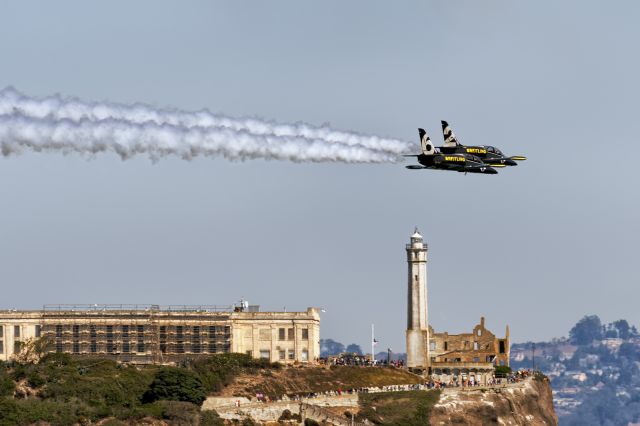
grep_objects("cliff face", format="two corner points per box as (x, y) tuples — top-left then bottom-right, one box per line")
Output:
(429, 378), (557, 426)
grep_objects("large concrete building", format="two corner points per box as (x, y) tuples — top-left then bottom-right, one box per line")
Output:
(405, 229), (510, 384)
(0, 304), (320, 364)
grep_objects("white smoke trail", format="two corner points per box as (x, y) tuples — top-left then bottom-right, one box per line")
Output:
(0, 110), (403, 163)
(0, 87), (412, 162)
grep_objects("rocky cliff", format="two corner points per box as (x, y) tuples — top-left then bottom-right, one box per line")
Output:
(430, 378), (557, 426)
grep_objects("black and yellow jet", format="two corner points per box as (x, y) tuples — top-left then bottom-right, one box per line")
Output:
(405, 129), (504, 174)
(439, 120), (526, 166)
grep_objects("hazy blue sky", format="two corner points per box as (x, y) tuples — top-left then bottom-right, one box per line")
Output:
(1, 1), (639, 352)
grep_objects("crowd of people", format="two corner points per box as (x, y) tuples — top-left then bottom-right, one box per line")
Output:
(319, 353), (405, 367)
(236, 368), (536, 407)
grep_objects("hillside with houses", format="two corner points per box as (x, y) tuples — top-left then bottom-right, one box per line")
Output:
(511, 315), (640, 426)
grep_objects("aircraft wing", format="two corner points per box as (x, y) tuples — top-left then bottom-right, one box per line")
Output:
(459, 164), (502, 174)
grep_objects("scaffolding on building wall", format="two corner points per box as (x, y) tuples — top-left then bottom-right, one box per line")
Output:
(40, 304), (234, 364)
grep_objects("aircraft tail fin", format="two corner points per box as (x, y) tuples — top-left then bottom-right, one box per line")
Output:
(441, 120), (459, 147)
(419, 128), (435, 155)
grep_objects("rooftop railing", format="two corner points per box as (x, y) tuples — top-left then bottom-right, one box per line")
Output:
(42, 304), (234, 313)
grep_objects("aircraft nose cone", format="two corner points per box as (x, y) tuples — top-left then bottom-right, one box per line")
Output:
(506, 159), (517, 166)
(485, 167), (498, 174)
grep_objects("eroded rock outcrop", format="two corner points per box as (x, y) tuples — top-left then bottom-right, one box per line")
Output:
(430, 378), (557, 426)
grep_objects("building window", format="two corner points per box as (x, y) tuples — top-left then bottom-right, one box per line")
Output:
(473, 342), (479, 350)
(55, 325), (62, 338)
(430, 341), (436, 350)
(73, 343), (80, 354)
(302, 328), (309, 340)
(473, 357), (479, 362)
(246, 350), (253, 357)
(287, 328), (294, 341)
(278, 328), (286, 340)
(14, 326), (20, 338)
(0, 326), (3, 338)
(288, 350), (295, 360)
(107, 341), (115, 353)
(192, 326), (201, 354)
(0, 341), (3, 354)
(279, 350), (286, 360)
(35, 325), (42, 338)
(499, 340), (505, 354)
(301, 349), (309, 362)
(259, 350), (270, 359)
(444, 342), (448, 351)
(137, 342), (145, 353)
(72, 325), (80, 338)
(90, 342), (97, 353)
(477, 329), (482, 336)
(123, 342), (130, 353)
(54, 342), (62, 353)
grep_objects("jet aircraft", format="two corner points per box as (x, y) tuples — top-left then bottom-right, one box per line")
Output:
(439, 120), (526, 166)
(405, 129), (504, 174)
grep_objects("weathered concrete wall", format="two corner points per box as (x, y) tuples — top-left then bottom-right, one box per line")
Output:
(201, 396), (252, 410)
(429, 316), (510, 367)
(0, 312), (41, 361)
(206, 394), (358, 423)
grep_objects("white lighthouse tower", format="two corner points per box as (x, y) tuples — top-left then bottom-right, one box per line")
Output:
(406, 228), (429, 370)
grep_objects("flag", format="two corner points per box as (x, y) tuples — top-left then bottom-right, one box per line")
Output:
(373, 338), (379, 346)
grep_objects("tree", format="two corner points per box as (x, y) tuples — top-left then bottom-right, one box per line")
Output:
(345, 344), (363, 355)
(13, 336), (54, 364)
(144, 368), (207, 406)
(569, 315), (603, 345)
(612, 320), (634, 340)
(320, 339), (345, 356)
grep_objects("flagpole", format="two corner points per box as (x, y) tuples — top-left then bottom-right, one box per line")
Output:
(371, 323), (374, 364)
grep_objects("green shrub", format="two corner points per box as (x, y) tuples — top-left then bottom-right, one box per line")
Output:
(159, 400), (200, 425)
(494, 365), (512, 376)
(11, 363), (26, 381)
(144, 368), (207, 406)
(200, 410), (225, 426)
(0, 398), (20, 426)
(26, 371), (45, 388)
(0, 374), (15, 397)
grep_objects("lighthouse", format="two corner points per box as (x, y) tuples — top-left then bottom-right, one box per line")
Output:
(406, 228), (429, 370)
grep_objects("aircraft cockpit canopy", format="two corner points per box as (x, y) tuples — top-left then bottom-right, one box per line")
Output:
(487, 146), (503, 156)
